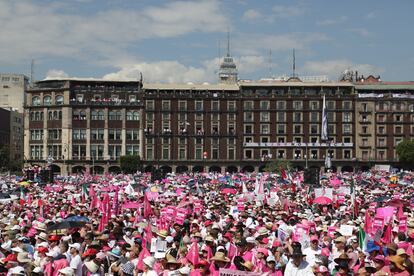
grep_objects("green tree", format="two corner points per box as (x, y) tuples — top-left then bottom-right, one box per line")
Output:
(396, 139), (414, 167)
(264, 159), (291, 173)
(120, 155), (142, 174)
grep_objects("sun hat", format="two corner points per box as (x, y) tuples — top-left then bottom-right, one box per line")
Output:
(85, 260), (99, 273)
(334, 236), (346, 243)
(211, 252), (230, 263)
(58, 267), (74, 276)
(156, 230), (168, 238)
(68, 243), (81, 252)
(1, 240), (12, 251)
(266, 255), (276, 263)
(82, 248), (98, 258)
(11, 247), (24, 253)
(143, 256), (156, 269)
(389, 255), (405, 270)
(257, 248), (269, 257)
(34, 222), (47, 232)
(397, 248), (408, 257)
(17, 252), (32, 263)
(242, 261), (254, 271)
(35, 232), (48, 241)
(9, 266), (25, 275)
(165, 254), (180, 265)
(32, 267), (43, 274)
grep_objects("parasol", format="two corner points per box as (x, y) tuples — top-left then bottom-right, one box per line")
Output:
(313, 196), (333, 205)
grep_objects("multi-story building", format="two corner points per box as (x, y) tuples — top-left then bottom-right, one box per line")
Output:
(23, 75), (414, 175)
(24, 79), (144, 175)
(355, 76), (414, 169)
(0, 107), (24, 170)
(0, 73), (29, 113)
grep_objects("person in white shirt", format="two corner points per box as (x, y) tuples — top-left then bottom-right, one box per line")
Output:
(68, 243), (83, 276)
(303, 235), (321, 266)
(284, 245), (314, 276)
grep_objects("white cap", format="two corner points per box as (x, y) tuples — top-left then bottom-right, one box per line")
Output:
(11, 247), (24, 253)
(58, 267), (74, 276)
(69, 243), (81, 252)
(9, 266), (25, 275)
(178, 266), (191, 275)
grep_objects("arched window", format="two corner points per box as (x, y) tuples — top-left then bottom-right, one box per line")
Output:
(126, 111), (133, 120)
(116, 111), (122, 120)
(32, 96), (40, 106)
(91, 110), (99, 120)
(48, 111), (53, 120)
(40, 112), (44, 121)
(80, 110), (86, 120)
(30, 112), (34, 121)
(43, 96), (52, 105)
(56, 95), (64, 105)
(133, 111), (139, 120)
(73, 110), (80, 120)
(98, 111), (104, 120)
(53, 111), (58, 119)
(109, 110), (121, 120)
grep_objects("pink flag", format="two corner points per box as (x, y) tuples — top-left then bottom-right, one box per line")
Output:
(186, 242), (199, 265)
(228, 243), (238, 260)
(143, 193), (153, 218)
(136, 247), (151, 271)
(382, 223), (392, 244)
(397, 206), (404, 219)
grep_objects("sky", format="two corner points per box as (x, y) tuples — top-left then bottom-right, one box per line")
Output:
(1, 0), (414, 83)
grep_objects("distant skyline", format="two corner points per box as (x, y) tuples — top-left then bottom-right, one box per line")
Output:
(1, 0), (414, 83)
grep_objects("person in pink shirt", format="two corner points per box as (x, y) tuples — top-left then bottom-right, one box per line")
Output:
(254, 247), (268, 273)
(52, 255), (69, 276)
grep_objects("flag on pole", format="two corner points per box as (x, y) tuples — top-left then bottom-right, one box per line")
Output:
(321, 94), (328, 141)
(358, 226), (368, 251)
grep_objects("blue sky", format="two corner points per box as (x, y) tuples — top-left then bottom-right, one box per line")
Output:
(1, 0), (413, 83)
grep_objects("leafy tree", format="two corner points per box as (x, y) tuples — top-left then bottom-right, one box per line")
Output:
(264, 159), (292, 173)
(120, 155), (142, 174)
(396, 139), (414, 167)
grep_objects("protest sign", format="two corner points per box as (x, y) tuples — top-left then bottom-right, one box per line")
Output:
(340, 225), (354, 236)
(219, 269), (262, 276)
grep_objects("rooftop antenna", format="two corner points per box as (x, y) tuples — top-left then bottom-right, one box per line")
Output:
(268, 49), (272, 78)
(30, 59), (35, 86)
(292, 48), (296, 77)
(226, 28), (230, 57)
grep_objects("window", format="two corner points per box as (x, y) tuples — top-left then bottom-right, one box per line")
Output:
(344, 150), (351, 159)
(395, 115), (402, 122)
(244, 101), (253, 110)
(108, 110), (121, 120)
(43, 96), (52, 105)
(244, 150), (253, 159)
(146, 147), (153, 160)
(327, 101), (335, 110)
(310, 112), (319, 122)
(48, 129), (61, 140)
(277, 112), (285, 122)
(343, 124), (351, 134)
(260, 124), (270, 134)
(30, 129), (43, 140)
(378, 150), (386, 160)
(277, 101), (286, 109)
(146, 100), (154, 110)
(55, 95), (63, 105)
(362, 151), (369, 160)
(228, 147), (235, 160)
(212, 147), (219, 159)
(343, 101), (352, 110)
(343, 137), (351, 143)
(129, 95), (136, 102)
(76, 94), (84, 103)
(72, 145), (86, 160)
(311, 150), (318, 159)
(310, 101), (319, 110)
(277, 124), (285, 134)
(47, 145), (62, 159)
(228, 113), (236, 121)
(195, 147), (203, 159)
(30, 145), (43, 159)
(244, 125), (253, 134)
(310, 125), (318, 134)
(109, 129), (122, 140)
(328, 124), (335, 135)
(278, 150), (285, 159)
(260, 112), (269, 122)
(48, 110), (62, 120)
(195, 101), (203, 111)
(395, 126), (402, 134)
(108, 145), (122, 160)
(161, 101), (170, 111)
(293, 101), (303, 109)
(228, 101), (236, 111)
(327, 112), (334, 121)
(212, 122), (219, 135)
(72, 129), (86, 140)
(179, 147), (186, 160)
(178, 101), (187, 111)
(378, 138), (386, 147)
(294, 125), (302, 134)
(294, 150), (301, 159)
(90, 145), (104, 160)
(260, 101), (269, 110)
(378, 126), (385, 134)
(126, 111), (139, 120)
(343, 112), (352, 122)
(362, 126), (368, 134)
(91, 129), (104, 140)
(126, 130), (139, 140)
(211, 101), (219, 111)
(278, 137), (285, 143)
(244, 112), (253, 122)
(91, 110), (104, 120)
(32, 96), (40, 106)
(293, 112), (302, 122)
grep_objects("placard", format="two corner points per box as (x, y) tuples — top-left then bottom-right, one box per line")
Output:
(219, 268), (262, 276)
(340, 225), (354, 236)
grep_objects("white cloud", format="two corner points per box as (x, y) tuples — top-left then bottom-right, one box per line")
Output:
(0, 0), (229, 66)
(272, 4), (305, 18)
(243, 9), (262, 21)
(302, 59), (384, 79)
(348, 28), (373, 38)
(45, 70), (69, 79)
(316, 16), (348, 26)
(102, 55), (267, 83)
(365, 11), (378, 19)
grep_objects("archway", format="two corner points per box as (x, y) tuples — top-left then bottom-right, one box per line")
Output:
(209, 166), (221, 173)
(258, 165), (267, 172)
(144, 165), (155, 173)
(241, 165), (255, 173)
(226, 166), (238, 173)
(192, 166), (204, 173)
(108, 166), (121, 174)
(72, 166), (86, 174)
(341, 166), (354, 173)
(160, 165), (172, 174)
(90, 166), (105, 175)
(176, 166), (189, 174)
(50, 164), (61, 175)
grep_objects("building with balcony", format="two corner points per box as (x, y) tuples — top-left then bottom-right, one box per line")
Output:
(24, 79), (144, 175)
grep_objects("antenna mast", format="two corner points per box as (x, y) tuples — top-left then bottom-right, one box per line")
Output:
(30, 59), (35, 86)
(292, 49), (296, 77)
(269, 49), (272, 78)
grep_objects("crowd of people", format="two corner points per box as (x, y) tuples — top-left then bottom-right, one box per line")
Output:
(0, 168), (413, 276)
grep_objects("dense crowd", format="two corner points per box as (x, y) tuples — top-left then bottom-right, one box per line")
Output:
(0, 168), (413, 276)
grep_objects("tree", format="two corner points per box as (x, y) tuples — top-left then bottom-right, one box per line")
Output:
(264, 159), (292, 173)
(120, 155), (142, 174)
(396, 139), (414, 167)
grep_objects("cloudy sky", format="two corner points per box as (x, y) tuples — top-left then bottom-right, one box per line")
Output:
(1, 0), (413, 83)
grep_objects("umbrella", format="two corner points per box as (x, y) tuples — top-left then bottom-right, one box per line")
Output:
(221, 188), (237, 195)
(64, 215), (90, 223)
(47, 221), (86, 232)
(313, 196), (333, 205)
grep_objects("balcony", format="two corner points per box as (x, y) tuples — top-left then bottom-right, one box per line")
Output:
(69, 99), (144, 107)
